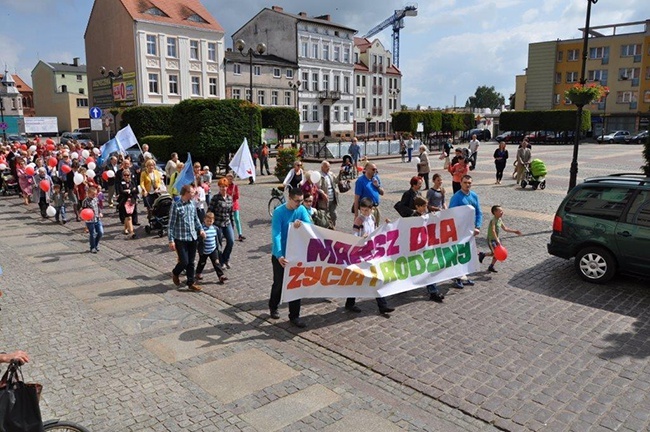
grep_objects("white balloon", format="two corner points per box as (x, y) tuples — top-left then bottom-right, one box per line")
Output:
(29, 145), (37, 152)
(71, 152), (79, 160)
(81, 149), (90, 159)
(27, 163), (36, 168)
(87, 162), (96, 170)
(92, 148), (100, 155)
(73, 173), (84, 185)
(137, 185), (143, 194)
(0, 163), (6, 170)
(46, 206), (57, 217)
(310, 171), (322, 184)
(86, 169), (96, 179)
(106, 170), (115, 178)
(414, 157), (421, 164)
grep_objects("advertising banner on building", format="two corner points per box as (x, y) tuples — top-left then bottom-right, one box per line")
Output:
(92, 71), (137, 109)
(281, 206), (479, 303)
(21, 117), (59, 134)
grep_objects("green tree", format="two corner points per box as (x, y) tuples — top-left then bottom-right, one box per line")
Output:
(275, 147), (300, 182)
(261, 108), (300, 143)
(120, 106), (174, 138)
(642, 133), (650, 176)
(465, 85), (505, 110)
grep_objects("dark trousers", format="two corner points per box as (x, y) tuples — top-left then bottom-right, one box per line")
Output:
(419, 172), (430, 189)
(452, 181), (461, 194)
(196, 249), (224, 278)
(173, 240), (198, 286)
(495, 161), (506, 182)
(269, 255), (301, 319)
(38, 196), (48, 217)
(345, 297), (388, 310)
(260, 156), (270, 174)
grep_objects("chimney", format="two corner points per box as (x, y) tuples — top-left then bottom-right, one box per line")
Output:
(73, 57), (79, 67)
(271, 6), (283, 12)
(315, 14), (331, 21)
(298, 12), (307, 17)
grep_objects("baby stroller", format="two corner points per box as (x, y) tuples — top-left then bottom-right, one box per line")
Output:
(340, 154), (356, 180)
(521, 158), (547, 190)
(0, 168), (20, 196)
(144, 193), (172, 237)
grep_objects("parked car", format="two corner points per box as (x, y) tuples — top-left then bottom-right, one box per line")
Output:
(462, 128), (492, 141)
(597, 130), (630, 144)
(6, 135), (28, 144)
(548, 173), (650, 283)
(60, 132), (94, 146)
(625, 130), (648, 144)
(495, 131), (525, 143)
(525, 131), (556, 143)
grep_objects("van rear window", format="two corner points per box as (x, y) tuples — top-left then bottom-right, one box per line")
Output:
(564, 186), (634, 221)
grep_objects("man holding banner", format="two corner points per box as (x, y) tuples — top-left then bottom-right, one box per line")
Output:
(269, 187), (312, 328)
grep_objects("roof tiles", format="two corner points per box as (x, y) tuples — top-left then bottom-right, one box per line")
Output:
(119, 0), (224, 32)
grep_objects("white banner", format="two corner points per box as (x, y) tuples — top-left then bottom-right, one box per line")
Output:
(281, 206), (479, 303)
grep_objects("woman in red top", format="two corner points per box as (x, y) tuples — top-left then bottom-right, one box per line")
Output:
(225, 172), (245, 241)
(448, 155), (469, 194)
(301, 171), (320, 208)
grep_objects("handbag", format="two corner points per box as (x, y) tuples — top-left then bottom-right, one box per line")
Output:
(124, 198), (135, 215)
(337, 179), (351, 193)
(0, 362), (44, 432)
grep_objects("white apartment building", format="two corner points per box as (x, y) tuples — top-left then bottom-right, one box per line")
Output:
(353, 38), (402, 137)
(85, 0), (226, 109)
(233, 6), (356, 140)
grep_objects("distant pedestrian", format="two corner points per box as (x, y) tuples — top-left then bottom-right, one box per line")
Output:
(479, 205), (522, 273)
(468, 134), (480, 170)
(399, 137), (407, 162)
(165, 152), (179, 185)
(448, 154), (469, 194)
(259, 142), (271, 176)
(417, 145), (431, 189)
(51, 183), (67, 224)
(515, 138), (532, 185)
(426, 173), (446, 213)
(81, 185), (103, 253)
(348, 138), (361, 171)
(407, 134), (414, 162)
(493, 141), (509, 184)
(318, 161), (339, 228)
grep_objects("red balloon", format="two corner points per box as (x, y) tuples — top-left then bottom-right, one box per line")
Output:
(493, 245), (508, 261)
(80, 208), (95, 221)
(48, 157), (58, 167)
(25, 166), (35, 176)
(102, 171), (109, 181)
(46, 144), (56, 151)
(39, 179), (50, 192)
(86, 157), (95, 164)
(61, 164), (72, 174)
(45, 138), (55, 145)
(20, 144), (27, 151)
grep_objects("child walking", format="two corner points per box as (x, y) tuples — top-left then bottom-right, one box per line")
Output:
(411, 196), (445, 303)
(51, 183), (67, 224)
(195, 212), (228, 284)
(82, 185), (103, 253)
(479, 205), (522, 272)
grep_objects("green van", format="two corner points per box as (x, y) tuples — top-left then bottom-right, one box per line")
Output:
(548, 174), (650, 283)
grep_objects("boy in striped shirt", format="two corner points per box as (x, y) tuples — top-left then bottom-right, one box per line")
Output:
(195, 212), (227, 284)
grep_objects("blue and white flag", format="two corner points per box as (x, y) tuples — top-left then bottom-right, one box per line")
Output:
(173, 153), (194, 192)
(229, 138), (255, 181)
(97, 138), (121, 166)
(115, 124), (138, 151)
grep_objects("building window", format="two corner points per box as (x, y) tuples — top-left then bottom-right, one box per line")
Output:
(566, 71), (578, 83)
(312, 73), (319, 91)
(284, 91), (291, 106)
(234, 63), (241, 75)
(333, 106), (340, 122)
(645, 66), (650, 80)
(208, 42), (216, 61)
(169, 75), (178, 94)
(146, 35), (157, 55)
(356, 75), (361, 87)
(76, 74), (83, 81)
(167, 37), (177, 58)
(245, 89), (251, 101)
(354, 52), (359, 63)
(60, 85), (67, 92)
(616, 91), (637, 103)
(190, 40), (200, 60)
(148, 73), (159, 94)
(555, 72), (561, 84)
(333, 46), (340, 62)
(356, 97), (361, 109)
(76, 98), (88, 108)
(362, 75), (366, 87)
(362, 98), (366, 109)
(302, 104), (308, 122)
(621, 44), (641, 57)
(589, 46), (607, 59)
(302, 72), (309, 91)
(312, 105), (319, 122)
(233, 89), (241, 99)
(567, 49), (579, 61)
(557, 50), (563, 62)
(587, 69), (608, 83)
(187, 14), (207, 23)
(61, 74), (66, 78)
(343, 106), (349, 122)
(301, 42), (308, 57)
(323, 75), (329, 91)
(253, 66), (261, 76)
(144, 7), (166, 16)
(334, 75), (340, 91)
(286, 69), (293, 79)
(554, 94), (561, 105)
(257, 90), (265, 105)
(619, 67), (640, 80)
(344, 76), (350, 94)
(273, 68), (281, 78)
(322, 44), (330, 61)
(209, 78), (217, 96)
(191, 76), (200, 95)
(271, 90), (279, 105)
(343, 48), (350, 63)
(312, 43), (319, 59)
(79, 88), (84, 94)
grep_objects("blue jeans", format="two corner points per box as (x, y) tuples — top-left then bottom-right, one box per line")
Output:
(55, 205), (66, 222)
(86, 220), (104, 250)
(173, 239), (198, 286)
(218, 223), (235, 265)
(407, 148), (413, 162)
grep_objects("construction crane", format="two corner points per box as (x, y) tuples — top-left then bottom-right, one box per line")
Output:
(362, 4), (418, 68)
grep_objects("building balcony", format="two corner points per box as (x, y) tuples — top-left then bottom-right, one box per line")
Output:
(318, 90), (341, 102)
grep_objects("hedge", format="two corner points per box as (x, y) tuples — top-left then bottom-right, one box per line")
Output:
(120, 106), (173, 138)
(499, 110), (591, 132)
(140, 135), (176, 161)
(391, 111), (472, 135)
(261, 107), (300, 142)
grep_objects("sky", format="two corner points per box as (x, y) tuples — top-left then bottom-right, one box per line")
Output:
(0, 0), (647, 109)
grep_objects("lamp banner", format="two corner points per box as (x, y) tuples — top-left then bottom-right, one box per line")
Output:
(281, 206), (479, 303)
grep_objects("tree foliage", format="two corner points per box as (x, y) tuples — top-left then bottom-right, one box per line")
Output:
(274, 147), (300, 182)
(140, 135), (176, 160)
(391, 110), (472, 135)
(120, 106), (173, 138)
(465, 85), (505, 110)
(499, 110), (591, 132)
(261, 107), (300, 143)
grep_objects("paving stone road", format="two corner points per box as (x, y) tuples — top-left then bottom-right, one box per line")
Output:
(1, 142), (648, 431)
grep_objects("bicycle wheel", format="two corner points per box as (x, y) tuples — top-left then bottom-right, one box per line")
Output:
(268, 197), (283, 217)
(44, 419), (91, 432)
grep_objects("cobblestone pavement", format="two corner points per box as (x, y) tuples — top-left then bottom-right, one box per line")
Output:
(1, 142), (648, 431)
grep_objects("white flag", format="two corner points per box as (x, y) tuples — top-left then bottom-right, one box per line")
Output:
(115, 124), (138, 152)
(229, 138), (256, 181)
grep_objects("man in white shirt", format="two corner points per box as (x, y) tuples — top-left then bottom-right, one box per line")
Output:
(318, 161), (339, 228)
(468, 134), (480, 170)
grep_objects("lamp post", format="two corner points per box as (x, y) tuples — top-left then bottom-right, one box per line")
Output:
(0, 98), (6, 143)
(366, 115), (372, 139)
(100, 66), (123, 136)
(288, 80), (301, 111)
(568, 0), (598, 192)
(235, 39), (266, 142)
(600, 88), (610, 142)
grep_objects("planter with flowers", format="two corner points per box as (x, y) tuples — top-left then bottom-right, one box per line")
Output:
(564, 83), (609, 106)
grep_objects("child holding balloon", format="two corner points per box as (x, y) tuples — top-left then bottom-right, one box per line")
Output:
(479, 205), (522, 272)
(51, 183), (67, 224)
(81, 185), (103, 253)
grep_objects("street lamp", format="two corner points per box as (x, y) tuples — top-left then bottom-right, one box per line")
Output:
(600, 88), (610, 142)
(288, 80), (301, 111)
(568, 0), (598, 192)
(100, 66), (123, 136)
(234, 39), (266, 149)
(366, 115), (372, 139)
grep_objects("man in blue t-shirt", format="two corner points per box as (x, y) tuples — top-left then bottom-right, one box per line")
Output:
(353, 162), (385, 222)
(269, 187), (312, 328)
(449, 174), (482, 289)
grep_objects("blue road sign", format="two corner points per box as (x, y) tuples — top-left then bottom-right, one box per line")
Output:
(89, 107), (103, 119)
